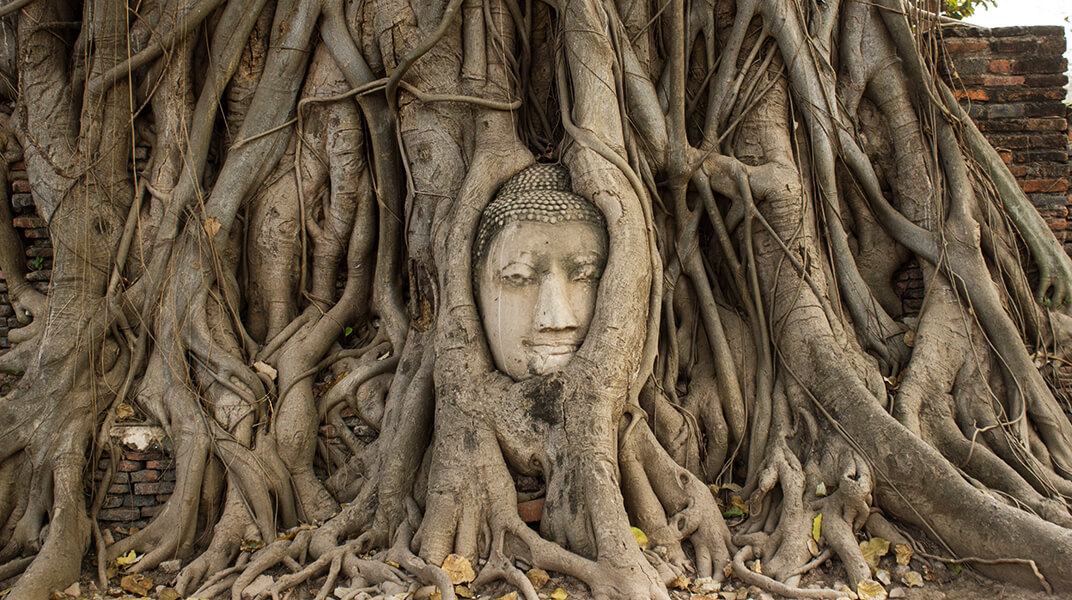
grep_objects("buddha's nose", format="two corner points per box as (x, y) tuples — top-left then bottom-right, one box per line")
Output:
(534, 271), (579, 332)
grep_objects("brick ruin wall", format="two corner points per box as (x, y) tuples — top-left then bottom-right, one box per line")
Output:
(0, 25), (1067, 533)
(894, 25), (1071, 313)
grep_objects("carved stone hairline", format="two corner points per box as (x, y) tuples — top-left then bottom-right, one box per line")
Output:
(472, 164), (607, 269)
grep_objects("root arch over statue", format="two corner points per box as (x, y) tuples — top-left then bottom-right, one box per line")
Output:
(0, 0), (1071, 599)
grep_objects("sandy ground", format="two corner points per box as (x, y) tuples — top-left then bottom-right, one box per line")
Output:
(52, 552), (1065, 600)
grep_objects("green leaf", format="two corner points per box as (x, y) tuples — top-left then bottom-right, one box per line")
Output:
(344, 326), (353, 337)
(947, 562), (963, 576)
(812, 514), (822, 541)
(722, 506), (744, 518)
(29, 256), (44, 271)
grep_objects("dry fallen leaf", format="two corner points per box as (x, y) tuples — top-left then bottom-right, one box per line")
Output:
(493, 593), (519, 600)
(812, 514), (823, 541)
(442, 554), (476, 585)
(690, 577), (721, 594)
(903, 330), (915, 347)
(902, 571), (924, 588)
(750, 559), (762, 575)
(860, 537), (891, 569)
(894, 544), (913, 566)
(671, 575), (691, 590)
(114, 550), (141, 568)
(62, 583), (80, 598)
(158, 587), (182, 600)
(549, 588), (568, 600)
(526, 568), (550, 589)
(204, 216), (221, 237)
(120, 574), (153, 597)
(876, 569), (891, 585)
(857, 579), (887, 600)
(114, 403), (135, 421)
(631, 526), (649, 550)
(455, 585), (473, 599)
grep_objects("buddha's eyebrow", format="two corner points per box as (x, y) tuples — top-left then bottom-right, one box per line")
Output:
(566, 252), (604, 266)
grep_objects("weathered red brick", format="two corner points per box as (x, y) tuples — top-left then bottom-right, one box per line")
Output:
(1019, 178), (1068, 193)
(133, 481), (174, 495)
(11, 179), (30, 193)
(989, 59), (1011, 73)
(98, 508), (141, 522)
(980, 75), (1025, 86)
(12, 216), (45, 229)
(1011, 57), (1068, 75)
(107, 483), (130, 495)
(144, 460), (171, 470)
(953, 88), (988, 102)
(1024, 117), (1067, 131)
(129, 469), (159, 483)
(946, 40), (989, 53)
(116, 459), (143, 472)
(122, 450), (162, 461)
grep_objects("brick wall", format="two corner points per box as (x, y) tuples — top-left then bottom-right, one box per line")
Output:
(94, 427), (175, 533)
(896, 24), (1070, 314)
(2, 25), (1070, 528)
(0, 161), (52, 348)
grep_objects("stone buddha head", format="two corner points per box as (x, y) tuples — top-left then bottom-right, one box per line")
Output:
(474, 164), (608, 381)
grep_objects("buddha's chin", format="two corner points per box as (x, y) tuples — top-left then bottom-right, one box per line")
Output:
(527, 350), (576, 376)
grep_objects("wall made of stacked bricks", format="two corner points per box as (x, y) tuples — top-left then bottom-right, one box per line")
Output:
(95, 447), (176, 529)
(1, 27), (1069, 527)
(0, 161), (53, 348)
(895, 25), (1070, 314)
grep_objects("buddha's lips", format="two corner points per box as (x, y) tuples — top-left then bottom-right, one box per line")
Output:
(525, 341), (581, 355)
